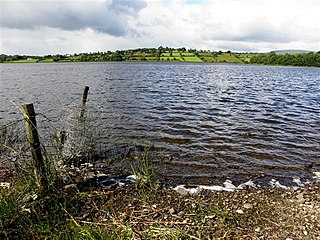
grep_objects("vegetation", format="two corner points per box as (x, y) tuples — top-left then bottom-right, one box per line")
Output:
(1, 47), (319, 67)
(250, 52), (320, 67)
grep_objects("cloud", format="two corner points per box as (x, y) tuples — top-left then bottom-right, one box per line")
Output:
(133, 0), (319, 51)
(0, 0), (319, 54)
(0, 0), (147, 36)
(1, 27), (139, 55)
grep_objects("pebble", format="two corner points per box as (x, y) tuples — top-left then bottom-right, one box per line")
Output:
(0, 182), (10, 189)
(236, 209), (244, 214)
(174, 186), (189, 196)
(243, 203), (253, 209)
(296, 193), (305, 204)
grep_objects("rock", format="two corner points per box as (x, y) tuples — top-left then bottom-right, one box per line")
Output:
(174, 186), (189, 196)
(169, 208), (175, 214)
(0, 182), (10, 189)
(64, 184), (77, 190)
(243, 203), (253, 209)
(236, 209), (244, 214)
(96, 172), (108, 178)
(296, 193), (305, 204)
(86, 171), (96, 179)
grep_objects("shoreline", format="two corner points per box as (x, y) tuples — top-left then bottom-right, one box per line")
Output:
(1, 153), (320, 239)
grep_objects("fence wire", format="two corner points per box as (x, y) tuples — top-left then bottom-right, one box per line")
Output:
(0, 118), (28, 171)
(0, 100), (106, 173)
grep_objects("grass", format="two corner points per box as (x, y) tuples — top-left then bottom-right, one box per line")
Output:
(39, 58), (54, 63)
(183, 56), (203, 62)
(159, 52), (203, 62)
(0, 176), (89, 239)
(8, 59), (39, 63)
(181, 52), (195, 57)
(216, 53), (244, 63)
(131, 146), (157, 189)
(7, 58), (54, 63)
(160, 57), (179, 61)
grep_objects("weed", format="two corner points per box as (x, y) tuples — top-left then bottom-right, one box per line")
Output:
(131, 146), (157, 190)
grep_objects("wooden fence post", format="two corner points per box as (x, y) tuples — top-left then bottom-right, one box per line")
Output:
(22, 103), (48, 190)
(80, 86), (89, 118)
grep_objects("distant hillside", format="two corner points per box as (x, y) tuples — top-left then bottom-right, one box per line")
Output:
(1, 47), (319, 67)
(271, 49), (314, 55)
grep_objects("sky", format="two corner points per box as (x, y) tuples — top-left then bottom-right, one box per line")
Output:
(0, 0), (319, 55)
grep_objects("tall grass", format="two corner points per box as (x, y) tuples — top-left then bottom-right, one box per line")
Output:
(131, 146), (157, 190)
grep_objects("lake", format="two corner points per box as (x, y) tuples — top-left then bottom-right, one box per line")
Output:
(1, 62), (319, 185)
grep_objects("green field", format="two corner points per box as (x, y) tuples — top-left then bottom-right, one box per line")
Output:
(183, 56), (203, 62)
(181, 52), (195, 57)
(9, 59), (39, 63)
(216, 53), (243, 63)
(39, 58), (54, 62)
(159, 51), (203, 62)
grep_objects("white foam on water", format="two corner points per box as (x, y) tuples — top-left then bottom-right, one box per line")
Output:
(223, 179), (237, 190)
(292, 177), (303, 186)
(172, 173), (320, 195)
(269, 179), (290, 189)
(237, 180), (257, 189)
(126, 175), (136, 182)
(313, 172), (320, 179)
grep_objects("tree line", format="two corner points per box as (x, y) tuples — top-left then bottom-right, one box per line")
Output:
(250, 52), (320, 67)
(1, 47), (319, 67)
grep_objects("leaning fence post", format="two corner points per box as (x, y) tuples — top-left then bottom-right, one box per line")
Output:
(80, 86), (89, 118)
(22, 103), (48, 190)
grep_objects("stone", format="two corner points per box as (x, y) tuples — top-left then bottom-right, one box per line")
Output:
(169, 208), (175, 214)
(174, 186), (189, 196)
(236, 209), (244, 214)
(0, 182), (10, 189)
(296, 193), (305, 204)
(243, 203), (253, 209)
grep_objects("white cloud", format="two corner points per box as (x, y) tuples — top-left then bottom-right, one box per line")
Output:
(0, 0), (319, 54)
(0, 0), (147, 36)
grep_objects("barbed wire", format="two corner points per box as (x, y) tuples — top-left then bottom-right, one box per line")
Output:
(1, 98), (107, 170)
(0, 118), (24, 131)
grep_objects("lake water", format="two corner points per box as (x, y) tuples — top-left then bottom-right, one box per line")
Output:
(1, 62), (319, 185)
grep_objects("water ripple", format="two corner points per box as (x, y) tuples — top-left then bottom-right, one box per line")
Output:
(1, 62), (319, 184)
